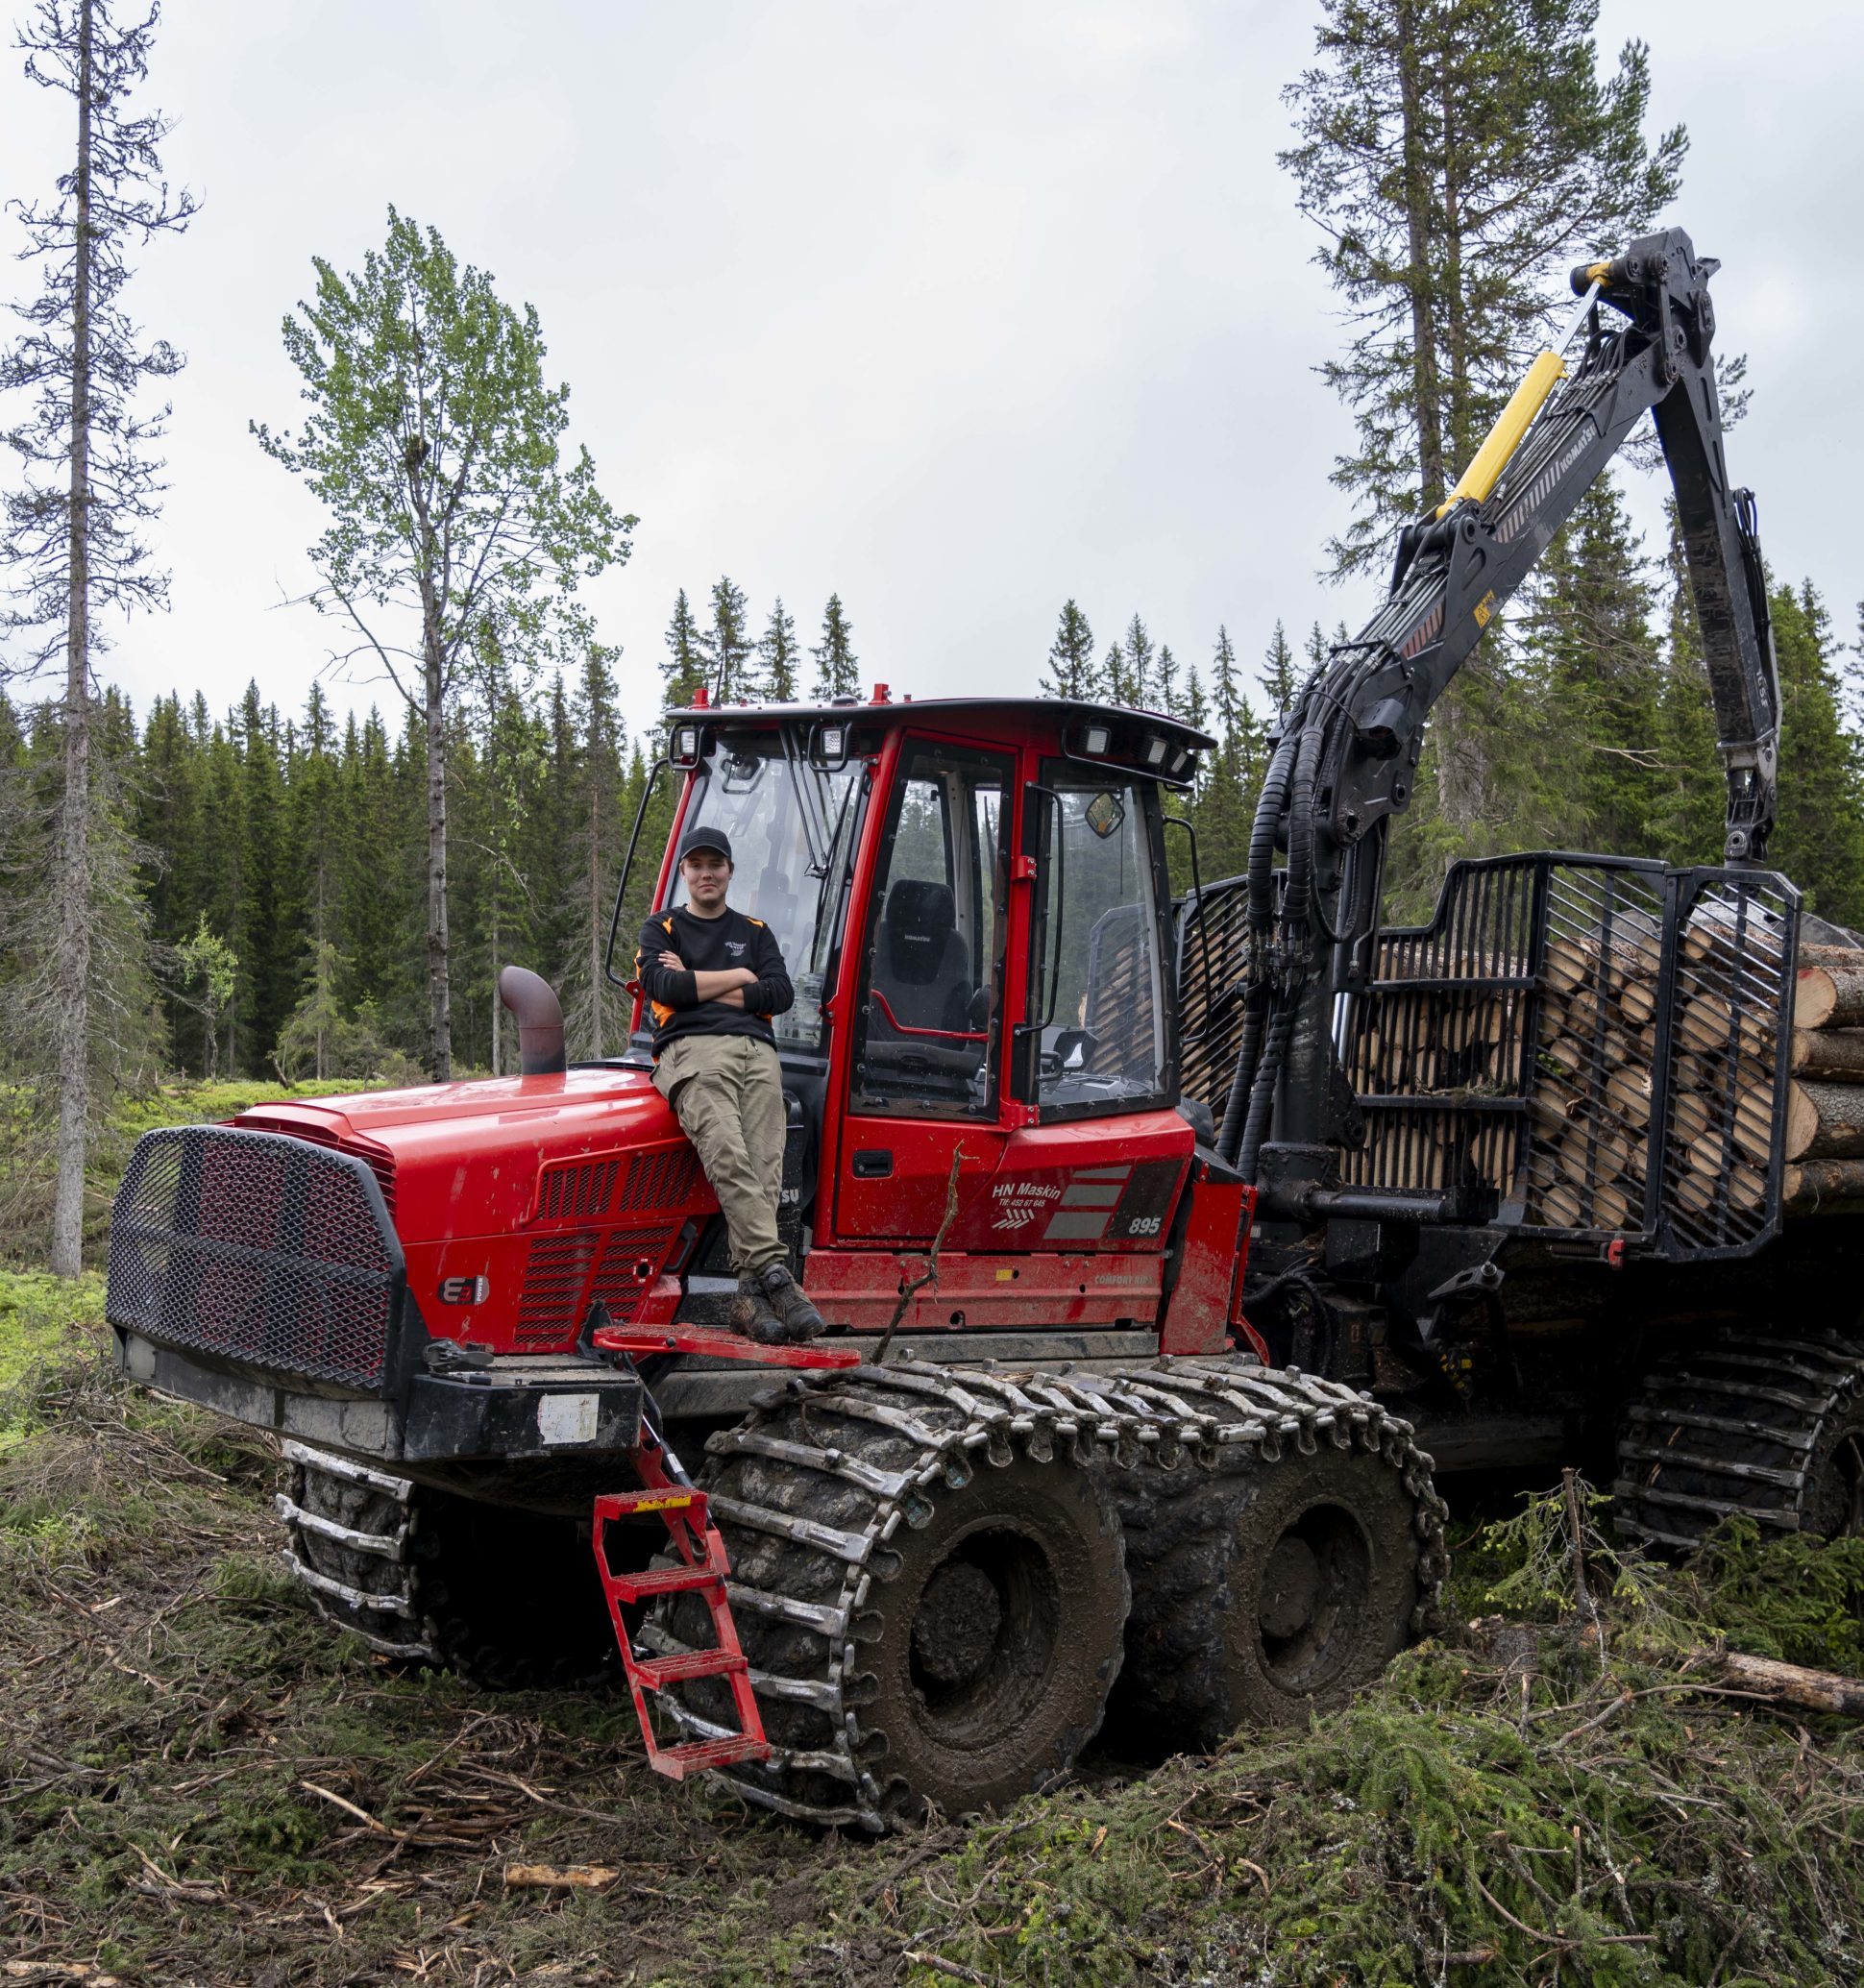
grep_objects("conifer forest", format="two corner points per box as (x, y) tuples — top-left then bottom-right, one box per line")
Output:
(3, 0), (1862, 1267)
(11, 6), (1864, 1987)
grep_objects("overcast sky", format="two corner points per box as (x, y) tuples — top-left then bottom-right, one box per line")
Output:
(3, 0), (1860, 745)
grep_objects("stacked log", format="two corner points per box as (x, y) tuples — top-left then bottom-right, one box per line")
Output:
(1526, 925), (1666, 1228)
(1348, 917), (1864, 1223)
(1779, 945), (1864, 1211)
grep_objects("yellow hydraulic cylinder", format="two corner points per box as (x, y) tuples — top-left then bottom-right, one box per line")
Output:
(1435, 348), (1567, 518)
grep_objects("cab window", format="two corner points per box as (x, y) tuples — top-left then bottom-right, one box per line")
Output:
(851, 742), (1013, 1120)
(1025, 773), (1169, 1115)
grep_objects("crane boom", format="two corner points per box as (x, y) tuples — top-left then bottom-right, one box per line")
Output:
(1221, 228), (1781, 1190)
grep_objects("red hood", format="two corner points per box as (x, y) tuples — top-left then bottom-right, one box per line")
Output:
(234, 1066), (688, 1241)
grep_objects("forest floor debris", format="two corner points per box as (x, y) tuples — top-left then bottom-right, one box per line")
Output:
(3, 1303), (1863, 1986)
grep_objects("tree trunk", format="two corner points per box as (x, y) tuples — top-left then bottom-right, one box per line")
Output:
(1793, 945), (1864, 1031)
(489, 881), (502, 1078)
(1783, 1078), (1864, 1163)
(1783, 1158), (1864, 1213)
(1717, 1649), (1864, 1717)
(49, 0), (94, 1280)
(1792, 1028), (1864, 1080)
(1392, 0), (1444, 507)
(424, 643), (451, 1081)
(589, 774), (602, 1059)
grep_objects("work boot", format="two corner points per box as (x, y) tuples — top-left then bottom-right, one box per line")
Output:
(728, 1272), (786, 1345)
(756, 1262), (825, 1344)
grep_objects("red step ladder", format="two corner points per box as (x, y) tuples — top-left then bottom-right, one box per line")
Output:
(592, 1323), (860, 1780)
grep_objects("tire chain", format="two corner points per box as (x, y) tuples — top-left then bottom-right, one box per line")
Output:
(650, 1353), (1449, 1831)
(276, 1438), (440, 1662)
(1614, 1330), (1864, 1550)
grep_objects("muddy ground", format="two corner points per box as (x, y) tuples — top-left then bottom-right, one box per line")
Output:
(5, 1324), (1864, 1988)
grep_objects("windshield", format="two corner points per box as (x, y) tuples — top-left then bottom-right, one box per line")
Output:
(670, 729), (861, 1050)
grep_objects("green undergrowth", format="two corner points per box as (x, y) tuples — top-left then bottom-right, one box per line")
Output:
(0, 1267), (104, 1403)
(3, 1335), (1862, 1987)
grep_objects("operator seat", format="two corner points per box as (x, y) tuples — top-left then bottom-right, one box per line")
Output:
(871, 879), (973, 1038)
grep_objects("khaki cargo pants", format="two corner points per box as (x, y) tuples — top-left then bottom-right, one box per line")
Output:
(652, 1034), (787, 1275)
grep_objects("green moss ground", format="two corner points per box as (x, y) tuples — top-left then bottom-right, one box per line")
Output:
(2, 1308), (1861, 1987)
(3, 1081), (1861, 1982)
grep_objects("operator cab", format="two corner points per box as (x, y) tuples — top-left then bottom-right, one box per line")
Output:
(608, 694), (1214, 1310)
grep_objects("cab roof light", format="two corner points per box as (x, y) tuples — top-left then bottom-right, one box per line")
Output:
(1144, 736), (1167, 766)
(672, 724), (703, 769)
(1083, 724), (1111, 755)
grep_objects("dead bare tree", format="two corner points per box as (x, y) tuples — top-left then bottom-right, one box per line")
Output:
(0, 0), (196, 1274)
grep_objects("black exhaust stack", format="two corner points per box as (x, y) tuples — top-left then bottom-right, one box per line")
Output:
(498, 966), (567, 1075)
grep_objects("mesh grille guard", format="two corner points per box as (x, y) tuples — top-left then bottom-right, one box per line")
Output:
(107, 1124), (408, 1392)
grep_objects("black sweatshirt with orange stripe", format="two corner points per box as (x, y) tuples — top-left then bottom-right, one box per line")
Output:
(634, 905), (794, 1058)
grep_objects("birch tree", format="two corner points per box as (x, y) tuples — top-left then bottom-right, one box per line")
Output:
(253, 209), (633, 1078)
(0, 0), (195, 1274)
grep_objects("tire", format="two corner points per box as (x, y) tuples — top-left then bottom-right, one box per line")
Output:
(1614, 1331), (1864, 1552)
(1111, 1404), (1428, 1751)
(408, 1487), (617, 1690)
(662, 1365), (1130, 1828)
(281, 1446), (616, 1689)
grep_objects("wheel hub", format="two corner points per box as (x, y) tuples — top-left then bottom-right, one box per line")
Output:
(1255, 1503), (1370, 1695)
(912, 1560), (1004, 1684)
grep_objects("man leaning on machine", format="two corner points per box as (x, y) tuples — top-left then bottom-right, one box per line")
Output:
(634, 826), (826, 1344)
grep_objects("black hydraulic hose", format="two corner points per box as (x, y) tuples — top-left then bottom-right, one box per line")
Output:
(1218, 726), (1302, 1162)
(1237, 996), (1295, 1181)
(1214, 992), (1265, 1163)
(1245, 726), (1299, 934)
(1238, 715), (1329, 1179)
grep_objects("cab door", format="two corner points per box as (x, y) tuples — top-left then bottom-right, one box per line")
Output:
(831, 736), (1018, 1245)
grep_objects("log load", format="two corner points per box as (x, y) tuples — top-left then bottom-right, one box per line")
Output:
(1793, 945), (1864, 1031)
(1357, 911), (1864, 1226)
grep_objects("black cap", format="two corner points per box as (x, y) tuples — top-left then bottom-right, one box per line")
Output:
(678, 825), (733, 864)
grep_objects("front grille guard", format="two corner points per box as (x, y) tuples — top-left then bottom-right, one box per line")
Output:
(107, 1124), (412, 1393)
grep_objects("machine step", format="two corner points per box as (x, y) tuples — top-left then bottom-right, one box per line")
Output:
(592, 1483), (771, 1780)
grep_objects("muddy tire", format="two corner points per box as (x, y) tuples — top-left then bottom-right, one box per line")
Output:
(1615, 1332), (1864, 1551)
(1111, 1441), (1423, 1749)
(280, 1444), (615, 1688)
(1091, 1362), (1442, 1753)
(659, 1365), (1129, 1828)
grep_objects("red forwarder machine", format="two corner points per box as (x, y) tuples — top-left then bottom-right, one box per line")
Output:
(108, 232), (1864, 1828)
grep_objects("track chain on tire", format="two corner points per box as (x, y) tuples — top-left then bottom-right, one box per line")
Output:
(648, 1353), (1448, 1831)
(277, 1438), (439, 1661)
(1614, 1331), (1864, 1551)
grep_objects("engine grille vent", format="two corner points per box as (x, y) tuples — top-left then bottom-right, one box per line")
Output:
(515, 1230), (601, 1348)
(106, 1125), (403, 1390)
(619, 1146), (700, 1212)
(589, 1224), (681, 1325)
(535, 1159), (620, 1221)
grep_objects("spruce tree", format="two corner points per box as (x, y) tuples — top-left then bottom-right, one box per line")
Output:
(700, 576), (755, 703)
(1120, 616), (1155, 709)
(1, 0), (196, 1270)
(1282, 0), (1684, 573)
(1096, 641), (1123, 705)
(1042, 600), (1095, 699)
(1770, 581), (1864, 928)
(1156, 644), (1180, 718)
(1260, 620), (1298, 716)
(810, 594), (859, 699)
(1521, 474), (1668, 854)
(662, 589), (707, 711)
(757, 597), (800, 702)
(560, 646), (629, 1057)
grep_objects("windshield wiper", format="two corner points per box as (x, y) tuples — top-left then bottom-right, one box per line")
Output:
(779, 726), (834, 878)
